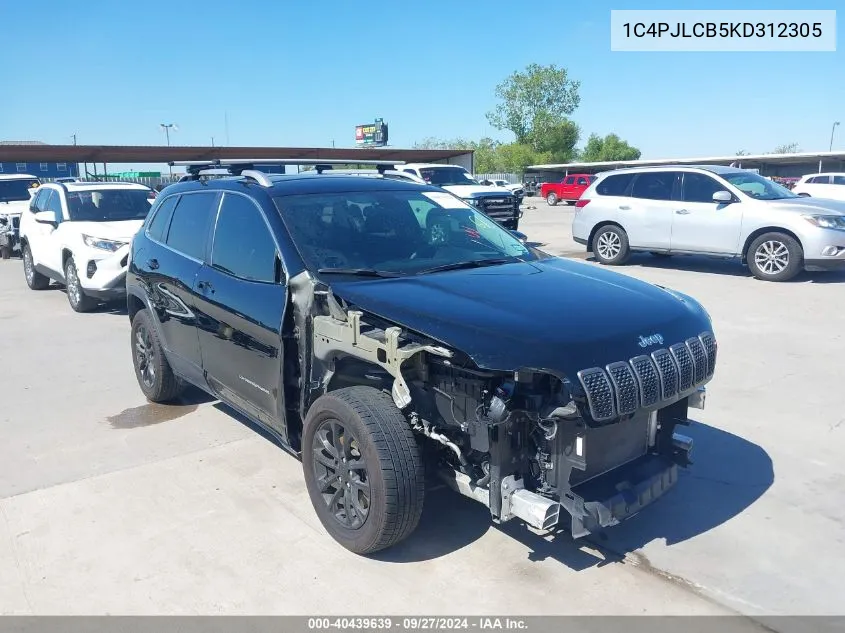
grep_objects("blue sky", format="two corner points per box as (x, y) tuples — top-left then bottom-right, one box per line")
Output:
(0, 0), (842, 164)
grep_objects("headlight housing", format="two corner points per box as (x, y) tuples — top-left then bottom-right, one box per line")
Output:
(802, 214), (845, 230)
(82, 234), (127, 252)
(463, 198), (481, 207)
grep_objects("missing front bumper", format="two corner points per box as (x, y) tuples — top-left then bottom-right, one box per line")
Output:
(565, 454), (680, 538)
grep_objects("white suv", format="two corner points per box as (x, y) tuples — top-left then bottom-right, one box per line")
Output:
(0, 174), (41, 259)
(792, 173), (845, 201)
(19, 181), (153, 311)
(572, 165), (845, 282)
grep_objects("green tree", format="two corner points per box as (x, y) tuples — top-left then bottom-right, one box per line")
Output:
(735, 149), (749, 156)
(773, 143), (800, 154)
(496, 143), (547, 175)
(532, 119), (580, 163)
(579, 133), (641, 162)
(486, 63), (581, 144)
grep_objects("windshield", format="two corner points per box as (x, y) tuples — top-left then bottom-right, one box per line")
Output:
(66, 189), (153, 221)
(722, 171), (797, 200)
(274, 190), (534, 276)
(0, 179), (40, 203)
(419, 167), (478, 187)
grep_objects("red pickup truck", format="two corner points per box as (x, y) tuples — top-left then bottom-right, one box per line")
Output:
(541, 174), (596, 206)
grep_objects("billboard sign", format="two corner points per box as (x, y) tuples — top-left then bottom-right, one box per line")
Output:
(355, 118), (388, 147)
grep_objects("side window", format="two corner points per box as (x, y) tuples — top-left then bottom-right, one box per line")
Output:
(30, 188), (49, 212)
(810, 175), (831, 184)
(211, 193), (278, 283)
(596, 173), (635, 197)
(631, 172), (677, 201)
(681, 173), (728, 203)
(45, 189), (64, 219)
(164, 192), (218, 260)
(833, 176), (845, 186)
(403, 169), (418, 177)
(576, 177), (588, 186)
(564, 176), (575, 185)
(146, 194), (179, 242)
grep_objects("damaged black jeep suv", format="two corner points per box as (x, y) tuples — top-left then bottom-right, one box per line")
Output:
(127, 160), (717, 555)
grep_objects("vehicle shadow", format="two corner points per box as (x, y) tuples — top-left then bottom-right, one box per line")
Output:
(376, 420), (773, 568)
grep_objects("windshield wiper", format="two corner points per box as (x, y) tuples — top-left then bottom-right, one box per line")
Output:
(417, 257), (518, 275)
(317, 267), (404, 278)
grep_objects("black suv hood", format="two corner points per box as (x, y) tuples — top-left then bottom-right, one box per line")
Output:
(330, 258), (713, 376)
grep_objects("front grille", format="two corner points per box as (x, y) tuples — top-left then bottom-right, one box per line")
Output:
(686, 337), (707, 384)
(630, 355), (659, 407)
(606, 362), (639, 415)
(477, 196), (518, 221)
(670, 343), (694, 392)
(699, 332), (717, 377)
(577, 331), (716, 423)
(577, 368), (615, 422)
(652, 349), (678, 400)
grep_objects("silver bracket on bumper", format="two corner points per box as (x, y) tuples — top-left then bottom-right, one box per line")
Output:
(688, 386), (706, 410)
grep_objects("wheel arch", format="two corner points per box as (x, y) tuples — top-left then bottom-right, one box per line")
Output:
(61, 247), (74, 269)
(741, 227), (803, 262)
(588, 221), (626, 251)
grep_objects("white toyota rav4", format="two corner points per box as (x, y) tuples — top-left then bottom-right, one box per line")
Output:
(19, 181), (153, 311)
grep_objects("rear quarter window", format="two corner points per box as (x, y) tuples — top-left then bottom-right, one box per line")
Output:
(596, 173), (634, 197)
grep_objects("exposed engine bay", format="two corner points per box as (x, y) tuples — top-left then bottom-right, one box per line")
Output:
(306, 284), (711, 538)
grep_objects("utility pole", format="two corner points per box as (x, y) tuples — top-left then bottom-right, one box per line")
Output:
(829, 121), (840, 151)
(211, 136), (215, 147)
(160, 123), (177, 177)
(72, 133), (77, 145)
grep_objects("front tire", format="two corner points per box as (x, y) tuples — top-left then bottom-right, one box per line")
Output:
(22, 244), (50, 290)
(546, 192), (558, 206)
(64, 257), (98, 312)
(747, 232), (803, 282)
(130, 309), (186, 402)
(302, 386), (425, 555)
(592, 225), (631, 265)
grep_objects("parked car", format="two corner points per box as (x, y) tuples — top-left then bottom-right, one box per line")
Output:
(0, 174), (41, 259)
(541, 174), (596, 206)
(479, 178), (525, 199)
(127, 160), (717, 555)
(572, 165), (845, 281)
(19, 181), (154, 311)
(792, 173), (845, 201)
(399, 163), (522, 230)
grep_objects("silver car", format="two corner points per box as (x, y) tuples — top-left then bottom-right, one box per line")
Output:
(572, 165), (845, 282)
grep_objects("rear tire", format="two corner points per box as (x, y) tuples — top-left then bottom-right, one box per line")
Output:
(22, 244), (50, 290)
(546, 192), (558, 206)
(302, 386), (425, 555)
(592, 225), (631, 265)
(64, 258), (98, 312)
(130, 309), (186, 402)
(747, 232), (803, 282)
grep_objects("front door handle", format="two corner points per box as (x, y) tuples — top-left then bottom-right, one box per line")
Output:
(619, 205), (631, 210)
(146, 258), (159, 270)
(675, 209), (691, 215)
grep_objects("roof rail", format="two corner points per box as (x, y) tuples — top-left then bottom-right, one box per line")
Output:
(171, 158), (405, 182)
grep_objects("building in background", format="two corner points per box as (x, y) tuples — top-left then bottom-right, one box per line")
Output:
(0, 141), (80, 179)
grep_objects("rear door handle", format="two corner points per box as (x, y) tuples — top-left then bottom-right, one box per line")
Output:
(146, 258), (159, 270)
(675, 209), (690, 215)
(619, 205), (631, 210)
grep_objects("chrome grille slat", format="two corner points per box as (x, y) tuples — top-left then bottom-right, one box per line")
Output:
(699, 332), (717, 378)
(670, 343), (694, 392)
(630, 355), (660, 407)
(686, 337), (707, 384)
(651, 349), (678, 400)
(577, 368), (616, 422)
(606, 362), (639, 415)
